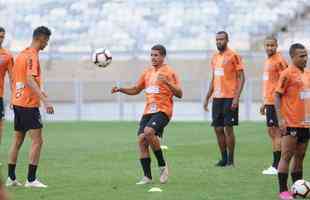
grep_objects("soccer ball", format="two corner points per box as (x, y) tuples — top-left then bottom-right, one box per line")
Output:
(92, 48), (112, 68)
(291, 179), (310, 198)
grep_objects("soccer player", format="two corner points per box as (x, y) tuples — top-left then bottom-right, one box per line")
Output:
(6, 26), (54, 188)
(0, 27), (14, 144)
(275, 43), (310, 200)
(203, 31), (245, 167)
(260, 36), (288, 175)
(111, 44), (182, 184)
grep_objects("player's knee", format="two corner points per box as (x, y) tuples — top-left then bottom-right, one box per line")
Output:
(281, 150), (294, 161)
(144, 127), (155, 139)
(295, 152), (306, 161)
(33, 138), (44, 147)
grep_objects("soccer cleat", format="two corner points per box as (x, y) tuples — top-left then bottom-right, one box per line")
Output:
(215, 160), (227, 167)
(5, 177), (22, 187)
(136, 176), (152, 185)
(159, 166), (169, 184)
(278, 191), (294, 200)
(262, 166), (278, 175)
(25, 179), (48, 188)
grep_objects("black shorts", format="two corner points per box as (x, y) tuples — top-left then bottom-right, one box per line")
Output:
(0, 97), (4, 119)
(13, 105), (43, 134)
(137, 112), (170, 138)
(211, 98), (238, 127)
(285, 127), (310, 144)
(265, 105), (279, 127)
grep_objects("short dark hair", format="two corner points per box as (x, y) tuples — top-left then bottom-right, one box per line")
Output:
(265, 35), (278, 43)
(33, 26), (51, 39)
(0, 27), (5, 33)
(289, 43), (305, 58)
(216, 31), (229, 40)
(151, 44), (166, 57)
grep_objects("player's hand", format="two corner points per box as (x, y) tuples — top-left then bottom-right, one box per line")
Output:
(231, 97), (239, 110)
(9, 104), (13, 110)
(203, 100), (209, 112)
(44, 101), (54, 114)
(111, 86), (120, 94)
(278, 120), (286, 136)
(157, 74), (169, 84)
(259, 104), (266, 115)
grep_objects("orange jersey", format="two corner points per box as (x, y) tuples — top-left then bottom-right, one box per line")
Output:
(136, 64), (181, 118)
(0, 48), (14, 97)
(12, 47), (41, 108)
(210, 48), (244, 98)
(262, 53), (288, 105)
(275, 65), (310, 128)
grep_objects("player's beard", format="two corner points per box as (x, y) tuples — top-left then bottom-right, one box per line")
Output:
(217, 45), (226, 52)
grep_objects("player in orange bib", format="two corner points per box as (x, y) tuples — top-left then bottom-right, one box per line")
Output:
(6, 26), (54, 188)
(260, 36), (288, 175)
(0, 27), (14, 144)
(275, 43), (310, 200)
(111, 44), (182, 184)
(204, 31), (245, 167)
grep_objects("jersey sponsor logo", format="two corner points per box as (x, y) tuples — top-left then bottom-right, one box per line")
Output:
(145, 86), (160, 94)
(16, 82), (25, 90)
(300, 90), (310, 100)
(214, 68), (224, 76)
(263, 73), (269, 81)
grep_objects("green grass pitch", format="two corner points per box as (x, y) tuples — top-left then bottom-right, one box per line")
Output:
(0, 121), (309, 200)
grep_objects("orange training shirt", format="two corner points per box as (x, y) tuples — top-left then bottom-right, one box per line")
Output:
(12, 47), (41, 108)
(136, 64), (181, 119)
(210, 48), (244, 98)
(0, 48), (13, 97)
(262, 53), (288, 105)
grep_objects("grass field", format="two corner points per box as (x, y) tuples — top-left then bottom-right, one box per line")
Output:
(0, 121), (309, 200)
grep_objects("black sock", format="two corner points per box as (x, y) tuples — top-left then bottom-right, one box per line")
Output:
(154, 149), (166, 167)
(291, 171), (303, 183)
(8, 164), (16, 180)
(140, 158), (152, 179)
(278, 172), (289, 192)
(221, 150), (228, 162)
(27, 164), (37, 182)
(272, 151), (281, 169)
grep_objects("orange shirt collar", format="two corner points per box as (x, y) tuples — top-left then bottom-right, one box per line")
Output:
(26, 47), (39, 54)
(290, 64), (304, 73)
(153, 63), (167, 71)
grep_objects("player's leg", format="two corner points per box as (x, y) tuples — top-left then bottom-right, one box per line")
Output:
(136, 115), (152, 185)
(7, 131), (25, 186)
(144, 112), (169, 183)
(136, 133), (152, 184)
(223, 99), (238, 166)
(278, 129), (297, 199)
(212, 99), (227, 166)
(263, 105), (281, 175)
(23, 108), (46, 188)
(6, 106), (25, 186)
(0, 98), (4, 145)
(290, 128), (309, 184)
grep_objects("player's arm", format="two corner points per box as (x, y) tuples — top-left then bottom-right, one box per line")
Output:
(204, 72), (214, 112)
(111, 86), (143, 95)
(26, 75), (54, 114)
(232, 69), (245, 109)
(157, 74), (183, 98)
(274, 92), (285, 133)
(274, 72), (288, 134)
